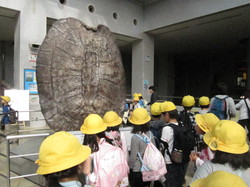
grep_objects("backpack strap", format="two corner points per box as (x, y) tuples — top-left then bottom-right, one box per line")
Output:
(134, 132), (152, 144)
(162, 123), (177, 159)
(244, 99), (250, 118)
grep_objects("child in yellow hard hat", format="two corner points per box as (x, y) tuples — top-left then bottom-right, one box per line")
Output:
(198, 96), (210, 114)
(103, 111), (128, 160)
(80, 114), (128, 187)
(1, 96), (11, 130)
(189, 113), (219, 167)
(36, 131), (91, 187)
(128, 108), (155, 187)
(192, 120), (250, 186)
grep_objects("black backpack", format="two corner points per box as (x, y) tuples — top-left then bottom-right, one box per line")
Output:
(8, 107), (17, 124)
(162, 123), (196, 164)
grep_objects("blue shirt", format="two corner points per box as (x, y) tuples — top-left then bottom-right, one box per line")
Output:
(1, 105), (10, 124)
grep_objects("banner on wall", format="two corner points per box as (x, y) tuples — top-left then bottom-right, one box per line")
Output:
(24, 69), (38, 94)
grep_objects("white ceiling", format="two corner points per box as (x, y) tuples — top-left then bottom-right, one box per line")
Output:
(149, 5), (250, 54)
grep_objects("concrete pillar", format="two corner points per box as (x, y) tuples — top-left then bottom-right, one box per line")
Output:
(132, 34), (154, 102)
(14, 0), (46, 89)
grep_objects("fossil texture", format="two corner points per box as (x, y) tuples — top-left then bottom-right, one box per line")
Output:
(36, 18), (126, 131)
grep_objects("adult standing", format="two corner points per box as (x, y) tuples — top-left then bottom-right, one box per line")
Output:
(209, 82), (236, 120)
(147, 86), (159, 106)
(235, 90), (250, 140)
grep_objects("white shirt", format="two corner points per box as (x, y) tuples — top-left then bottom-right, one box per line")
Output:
(235, 98), (250, 120)
(161, 122), (178, 164)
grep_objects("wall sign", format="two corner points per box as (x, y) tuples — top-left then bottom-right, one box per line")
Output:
(24, 69), (38, 94)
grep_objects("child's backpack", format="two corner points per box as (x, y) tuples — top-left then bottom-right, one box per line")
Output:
(149, 120), (166, 148)
(163, 123), (196, 164)
(8, 107), (17, 124)
(91, 138), (128, 187)
(209, 96), (228, 119)
(135, 133), (167, 182)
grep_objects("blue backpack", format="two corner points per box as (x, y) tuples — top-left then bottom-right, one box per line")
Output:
(209, 96), (228, 119)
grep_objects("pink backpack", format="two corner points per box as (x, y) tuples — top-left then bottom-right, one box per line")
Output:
(92, 138), (129, 187)
(135, 133), (167, 182)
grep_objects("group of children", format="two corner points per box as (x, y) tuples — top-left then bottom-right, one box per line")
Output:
(34, 93), (250, 187)
(1, 91), (249, 186)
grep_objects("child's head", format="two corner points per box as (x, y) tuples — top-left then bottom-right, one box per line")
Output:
(150, 102), (161, 119)
(182, 95), (195, 110)
(129, 108), (151, 134)
(160, 101), (178, 123)
(81, 114), (108, 152)
(199, 96), (210, 109)
(1, 96), (10, 105)
(36, 131), (91, 185)
(195, 113), (219, 134)
(103, 111), (122, 132)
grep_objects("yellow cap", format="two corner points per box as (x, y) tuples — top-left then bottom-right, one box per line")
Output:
(150, 102), (161, 116)
(160, 101), (177, 112)
(80, 114), (107, 134)
(103, 111), (122, 127)
(133, 93), (138, 97)
(1, 96), (10, 102)
(199, 96), (210, 106)
(195, 113), (219, 133)
(204, 120), (249, 154)
(36, 131), (91, 175)
(190, 170), (248, 187)
(133, 96), (139, 101)
(128, 108), (151, 125)
(137, 93), (142, 97)
(182, 95), (195, 107)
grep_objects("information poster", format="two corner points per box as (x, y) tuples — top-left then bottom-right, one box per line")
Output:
(24, 69), (38, 94)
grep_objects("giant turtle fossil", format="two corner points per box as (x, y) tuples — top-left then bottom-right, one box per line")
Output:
(36, 18), (126, 131)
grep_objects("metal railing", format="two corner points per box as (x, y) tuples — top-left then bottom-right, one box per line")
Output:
(0, 132), (50, 187)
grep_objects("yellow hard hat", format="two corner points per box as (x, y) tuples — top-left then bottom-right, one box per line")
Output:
(190, 170), (247, 187)
(133, 93), (138, 97)
(103, 111), (122, 127)
(137, 93), (142, 97)
(1, 96), (10, 102)
(203, 120), (249, 154)
(128, 108), (151, 125)
(195, 113), (219, 133)
(199, 96), (210, 106)
(150, 102), (161, 116)
(36, 131), (91, 175)
(80, 114), (107, 134)
(182, 95), (195, 107)
(133, 96), (139, 101)
(160, 101), (177, 112)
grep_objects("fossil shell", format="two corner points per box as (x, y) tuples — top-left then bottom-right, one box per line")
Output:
(36, 18), (126, 131)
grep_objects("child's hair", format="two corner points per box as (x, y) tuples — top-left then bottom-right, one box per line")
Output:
(200, 104), (209, 109)
(183, 106), (193, 111)
(44, 165), (84, 187)
(212, 150), (250, 170)
(151, 114), (161, 119)
(162, 109), (179, 119)
(83, 131), (112, 152)
(131, 122), (150, 134)
(106, 126), (120, 132)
